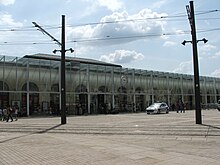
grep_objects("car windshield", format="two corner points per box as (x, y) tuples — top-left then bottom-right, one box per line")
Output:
(149, 103), (161, 108)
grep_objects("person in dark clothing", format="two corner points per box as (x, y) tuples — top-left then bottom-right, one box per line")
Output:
(176, 101), (179, 113)
(180, 100), (185, 113)
(6, 106), (13, 122)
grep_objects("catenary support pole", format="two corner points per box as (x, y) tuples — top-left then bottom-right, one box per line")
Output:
(61, 15), (66, 124)
(188, 1), (202, 124)
(33, 15), (73, 124)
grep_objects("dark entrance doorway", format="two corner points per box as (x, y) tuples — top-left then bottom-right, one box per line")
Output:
(135, 87), (145, 112)
(75, 84), (87, 115)
(0, 81), (9, 108)
(22, 82), (39, 115)
(98, 94), (105, 114)
(118, 86), (127, 112)
(50, 84), (59, 115)
(97, 86), (108, 114)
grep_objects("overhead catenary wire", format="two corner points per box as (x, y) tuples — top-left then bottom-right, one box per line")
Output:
(0, 9), (219, 46)
(1, 27), (220, 46)
(0, 42), (55, 45)
(0, 9), (219, 32)
(0, 30), (193, 45)
(1, 26), (220, 46)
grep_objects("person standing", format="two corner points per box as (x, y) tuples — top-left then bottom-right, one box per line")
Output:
(6, 106), (13, 122)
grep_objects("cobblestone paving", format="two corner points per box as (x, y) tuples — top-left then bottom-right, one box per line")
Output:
(0, 110), (220, 165)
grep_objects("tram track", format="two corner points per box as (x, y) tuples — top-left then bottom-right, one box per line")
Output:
(1, 123), (220, 137)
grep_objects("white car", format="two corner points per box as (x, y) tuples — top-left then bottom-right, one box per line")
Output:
(146, 102), (169, 114)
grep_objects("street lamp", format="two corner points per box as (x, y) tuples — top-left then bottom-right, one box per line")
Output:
(182, 37), (207, 125)
(183, 1), (209, 125)
(33, 16), (73, 125)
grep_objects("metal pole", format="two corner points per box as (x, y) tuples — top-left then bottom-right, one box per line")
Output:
(33, 16), (73, 124)
(61, 15), (66, 124)
(189, 1), (202, 124)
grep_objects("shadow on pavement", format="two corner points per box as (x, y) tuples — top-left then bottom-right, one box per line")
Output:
(202, 124), (220, 129)
(0, 124), (62, 143)
(37, 124), (62, 133)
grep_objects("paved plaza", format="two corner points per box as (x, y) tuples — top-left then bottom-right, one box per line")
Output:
(0, 110), (220, 165)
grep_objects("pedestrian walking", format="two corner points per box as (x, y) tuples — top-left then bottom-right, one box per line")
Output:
(14, 105), (18, 121)
(176, 101), (179, 113)
(2, 106), (7, 121)
(180, 100), (185, 113)
(0, 108), (2, 121)
(6, 106), (13, 122)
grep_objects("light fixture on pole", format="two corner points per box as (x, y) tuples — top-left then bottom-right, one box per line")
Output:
(182, 38), (208, 46)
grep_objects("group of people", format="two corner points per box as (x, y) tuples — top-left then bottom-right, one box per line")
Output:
(170, 99), (186, 113)
(0, 105), (18, 122)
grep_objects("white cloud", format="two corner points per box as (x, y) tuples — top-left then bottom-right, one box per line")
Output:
(173, 60), (193, 75)
(200, 44), (216, 52)
(82, 0), (123, 15)
(175, 29), (186, 35)
(211, 68), (220, 78)
(152, 0), (168, 9)
(0, 14), (23, 27)
(197, 44), (216, 58)
(67, 9), (167, 46)
(96, 0), (123, 11)
(0, 14), (23, 43)
(0, 0), (15, 6)
(163, 41), (177, 47)
(211, 51), (220, 59)
(99, 50), (144, 64)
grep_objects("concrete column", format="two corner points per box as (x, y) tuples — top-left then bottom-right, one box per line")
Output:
(27, 59), (30, 116)
(87, 65), (90, 114)
(111, 67), (115, 109)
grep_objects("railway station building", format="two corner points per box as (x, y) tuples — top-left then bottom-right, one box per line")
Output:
(0, 53), (220, 116)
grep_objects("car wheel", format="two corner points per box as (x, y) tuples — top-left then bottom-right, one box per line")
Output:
(166, 110), (169, 114)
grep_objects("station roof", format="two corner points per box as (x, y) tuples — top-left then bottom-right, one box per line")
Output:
(24, 53), (122, 68)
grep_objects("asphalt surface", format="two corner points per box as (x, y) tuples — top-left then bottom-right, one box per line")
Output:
(0, 110), (220, 165)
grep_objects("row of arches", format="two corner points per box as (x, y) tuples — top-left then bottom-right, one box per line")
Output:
(0, 80), (219, 115)
(0, 80), (146, 114)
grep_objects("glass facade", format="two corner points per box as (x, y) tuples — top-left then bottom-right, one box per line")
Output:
(0, 54), (220, 116)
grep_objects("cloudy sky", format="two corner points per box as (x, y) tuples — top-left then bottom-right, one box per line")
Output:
(0, 0), (220, 77)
